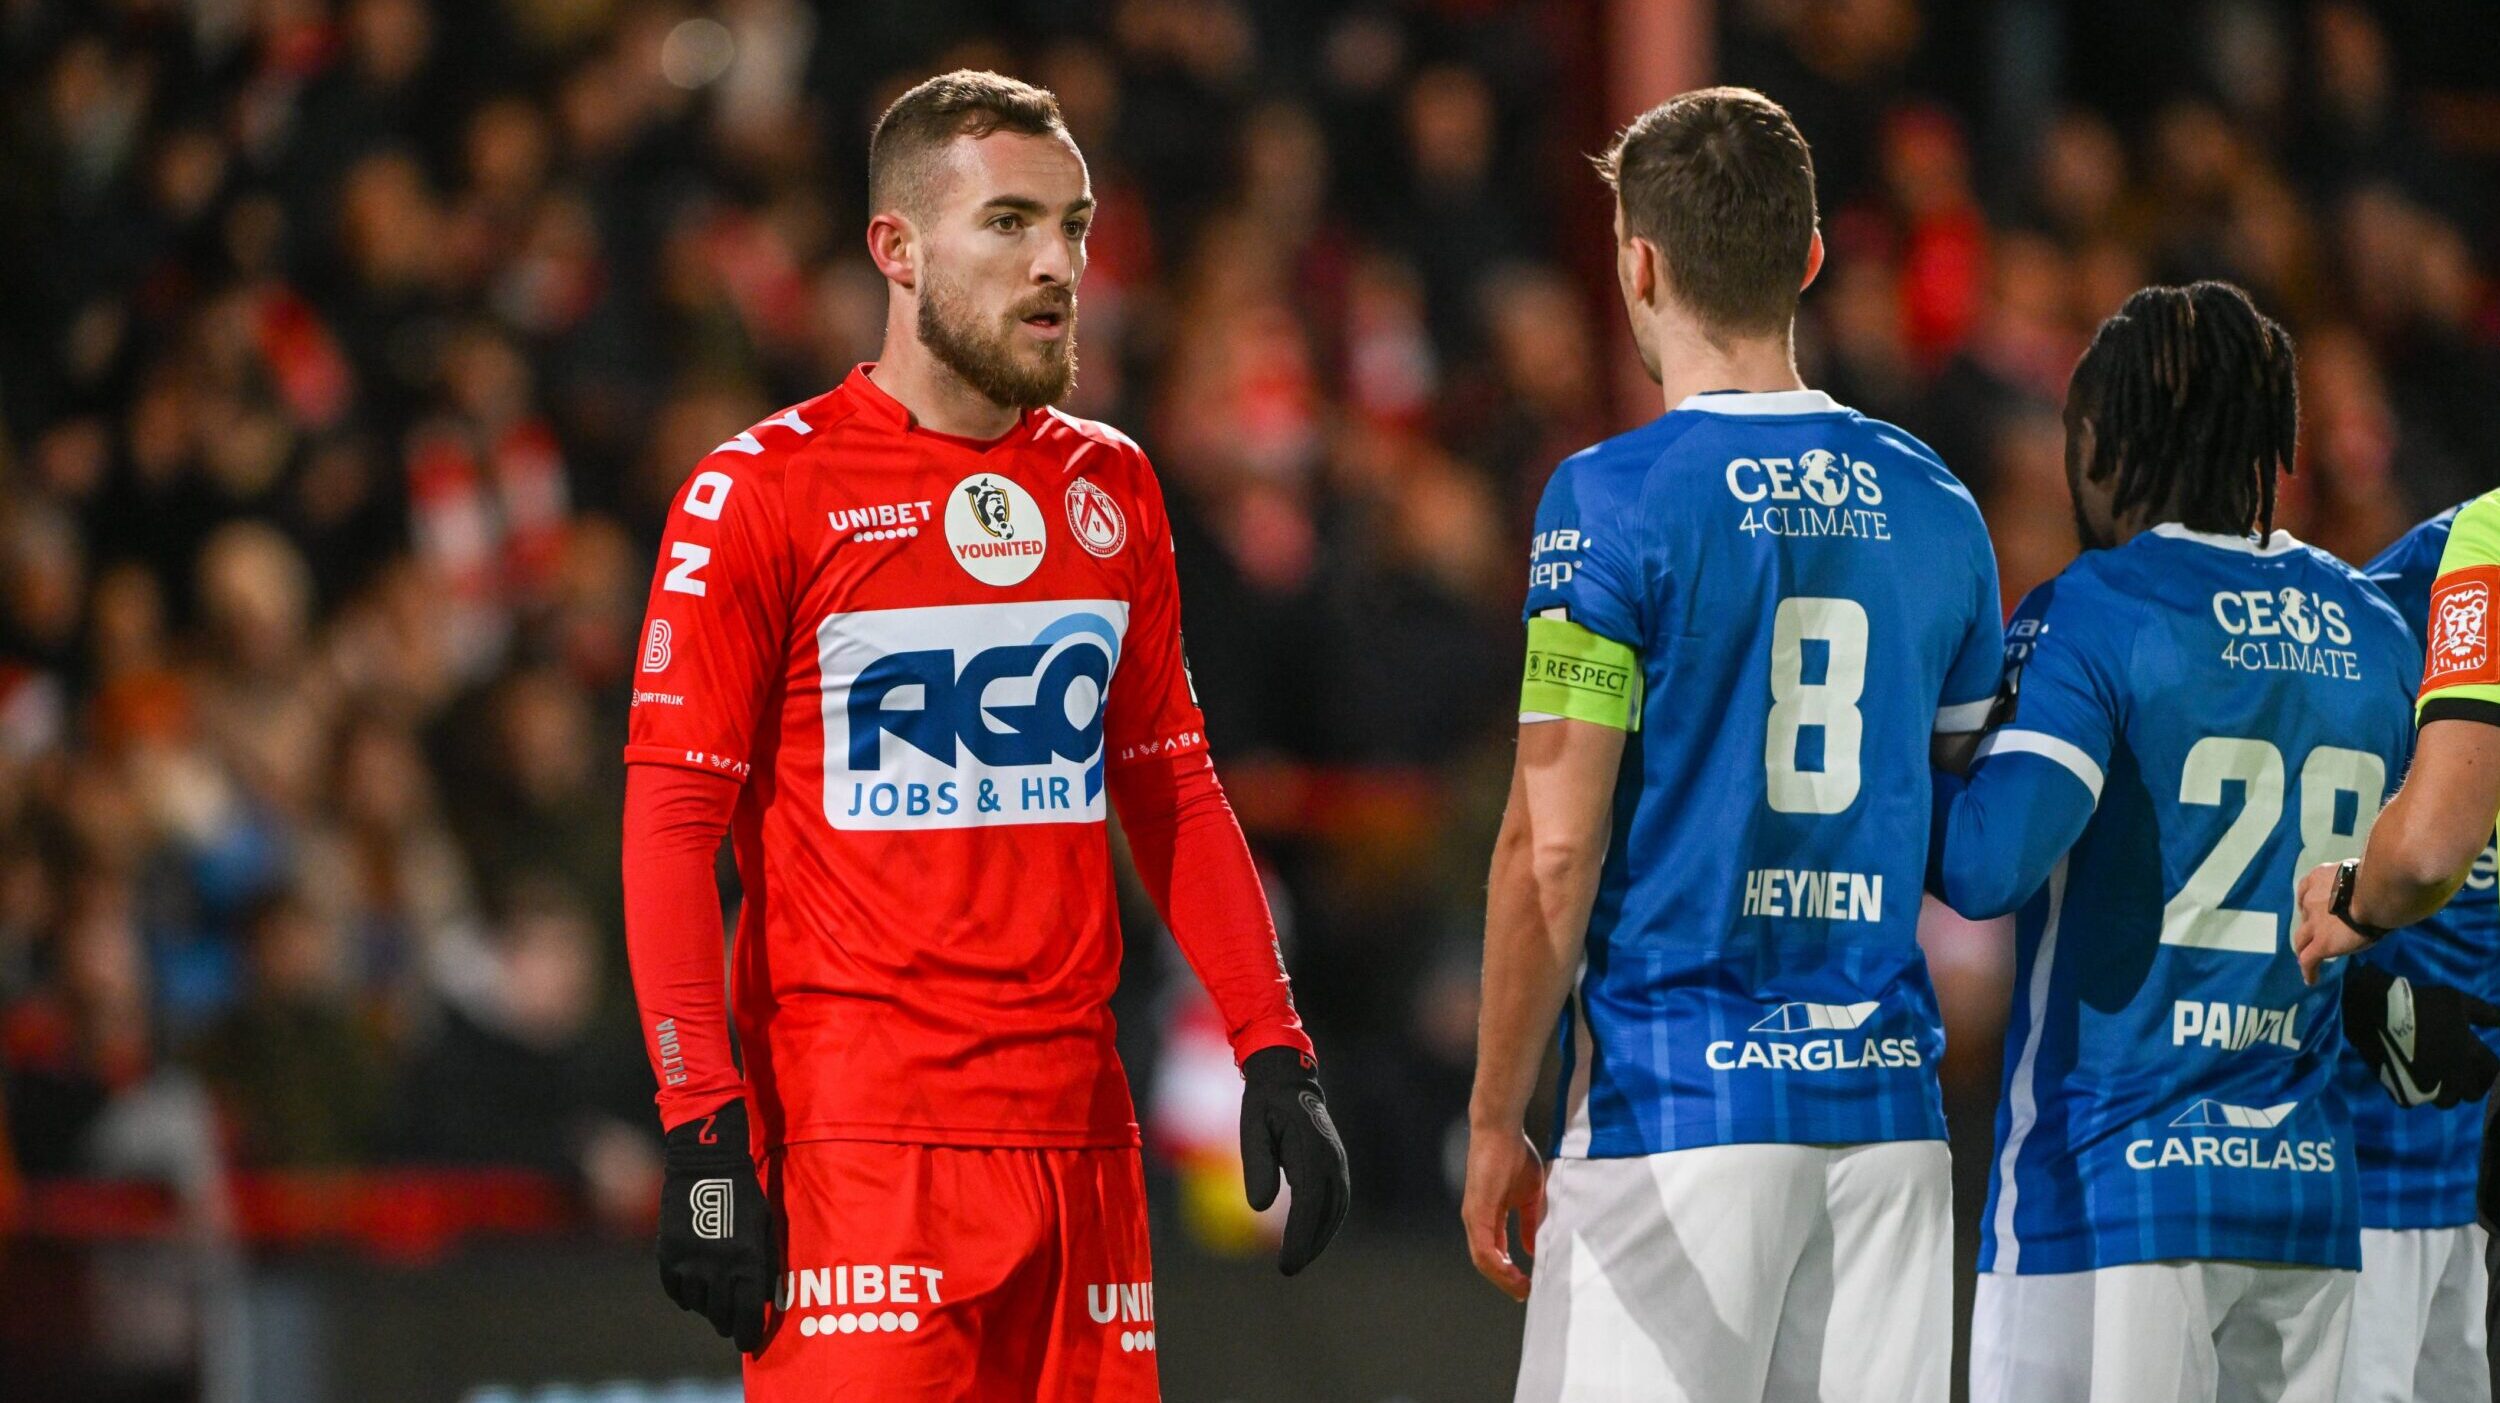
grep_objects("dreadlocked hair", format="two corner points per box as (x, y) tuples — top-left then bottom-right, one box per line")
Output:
(2068, 280), (2299, 537)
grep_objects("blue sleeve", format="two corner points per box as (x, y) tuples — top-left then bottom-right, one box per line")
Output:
(1936, 514), (2005, 733)
(1524, 457), (1644, 647)
(1928, 576), (2126, 917)
(2363, 519), (2443, 645)
(1929, 758), (2101, 918)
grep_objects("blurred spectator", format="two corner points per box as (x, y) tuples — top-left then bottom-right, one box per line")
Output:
(188, 888), (389, 1168)
(2, 882), (157, 1176)
(445, 667), (624, 942)
(295, 711), (485, 1000)
(385, 882), (656, 1221)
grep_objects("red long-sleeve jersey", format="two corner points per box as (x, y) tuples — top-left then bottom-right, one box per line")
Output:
(622, 365), (1309, 1150)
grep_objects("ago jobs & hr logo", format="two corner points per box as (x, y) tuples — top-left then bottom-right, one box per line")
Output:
(816, 600), (1128, 831)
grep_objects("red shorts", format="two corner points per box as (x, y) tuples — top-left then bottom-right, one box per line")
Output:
(744, 1142), (1161, 1401)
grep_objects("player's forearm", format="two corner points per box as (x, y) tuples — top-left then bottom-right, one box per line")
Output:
(2350, 789), (2476, 930)
(1111, 752), (1312, 1060)
(2351, 718), (2500, 930)
(623, 763), (747, 1129)
(1929, 757), (2096, 919)
(1470, 785), (1601, 1132)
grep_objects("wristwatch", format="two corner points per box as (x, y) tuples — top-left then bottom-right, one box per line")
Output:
(2328, 858), (2392, 941)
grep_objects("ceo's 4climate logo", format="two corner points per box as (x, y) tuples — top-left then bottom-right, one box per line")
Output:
(816, 600), (1130, 830)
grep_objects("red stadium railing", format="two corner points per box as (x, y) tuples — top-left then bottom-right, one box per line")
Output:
(15, 1168), (581, 1261)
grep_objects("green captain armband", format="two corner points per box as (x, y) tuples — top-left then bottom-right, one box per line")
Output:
(1521, 615), (1642, 731)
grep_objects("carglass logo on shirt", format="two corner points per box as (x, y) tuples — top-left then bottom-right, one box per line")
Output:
(1704, 998), (1921, 1073)
(817, 600), (1129, 830)
(2122, 1098), (2336, 1173)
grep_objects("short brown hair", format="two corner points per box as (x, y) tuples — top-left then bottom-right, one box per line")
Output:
(869, 70), (1068, 218)
(1596, 87), (1817, 336)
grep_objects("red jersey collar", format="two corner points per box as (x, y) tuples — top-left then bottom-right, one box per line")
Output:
(844, 363), (1041, 452)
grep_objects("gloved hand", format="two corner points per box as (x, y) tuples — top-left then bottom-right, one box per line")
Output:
(2345, 963), (2500, 1110)
(1240, 1046), (1351, 1275)
(658, 1099), (776, 1352)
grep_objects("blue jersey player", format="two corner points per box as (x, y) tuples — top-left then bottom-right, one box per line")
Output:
(1465, 88), (1999, 1403)
(1935, 283), (2417, 1403)
(2331, 507), (2500, 1403)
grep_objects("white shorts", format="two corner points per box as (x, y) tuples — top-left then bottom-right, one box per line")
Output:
(2339, 1225), (2489, 1403)
(1513, 1139), (1950, 1403)
(1970, 1259), (2355, 1403)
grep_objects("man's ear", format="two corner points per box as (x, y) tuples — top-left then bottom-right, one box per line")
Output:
(866, 210), (917, 291)
(1800, 227), (1825, 293)
(1623, 235), (1661, 309)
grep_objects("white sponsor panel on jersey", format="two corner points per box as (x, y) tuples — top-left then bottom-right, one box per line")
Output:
(817, 600), (1128, 830)
(945, 473), (1047, 585)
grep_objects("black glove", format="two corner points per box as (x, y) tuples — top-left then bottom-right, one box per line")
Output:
(658, 1099), (776, 1352)
(1240, 1046), (1350, 1276)
(2344, 963), (2500, 1110)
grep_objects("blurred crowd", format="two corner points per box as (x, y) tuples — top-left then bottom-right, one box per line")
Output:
(1, 0), (2496, 1244)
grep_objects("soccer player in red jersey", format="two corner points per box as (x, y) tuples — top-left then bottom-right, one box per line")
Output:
(620, 70), (1349, 1399)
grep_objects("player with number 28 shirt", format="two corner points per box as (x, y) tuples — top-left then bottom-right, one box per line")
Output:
(1935, 283), (2418, 1403)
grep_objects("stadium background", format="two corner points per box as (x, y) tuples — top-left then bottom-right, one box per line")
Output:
(3, 0), (2497, 1398)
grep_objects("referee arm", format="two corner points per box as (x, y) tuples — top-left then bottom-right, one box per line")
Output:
(2296, 717), (2500, 981)
(1465, 716), (1623, 1301)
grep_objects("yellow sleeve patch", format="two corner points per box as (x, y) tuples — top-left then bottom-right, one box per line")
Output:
(1521, 616), (1642, 731)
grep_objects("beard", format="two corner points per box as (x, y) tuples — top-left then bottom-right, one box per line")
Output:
(917, 265), (1078, 411)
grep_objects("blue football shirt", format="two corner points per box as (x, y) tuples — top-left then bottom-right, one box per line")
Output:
(1521, 389), (2001, 1157)
(2345, 506), (2500, 1230)
(1953, 527), (2420, 1273)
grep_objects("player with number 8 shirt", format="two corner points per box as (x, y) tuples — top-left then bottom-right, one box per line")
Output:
(1465, 88), (2001, 1403)
(1932, 282), (2420, 1403)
